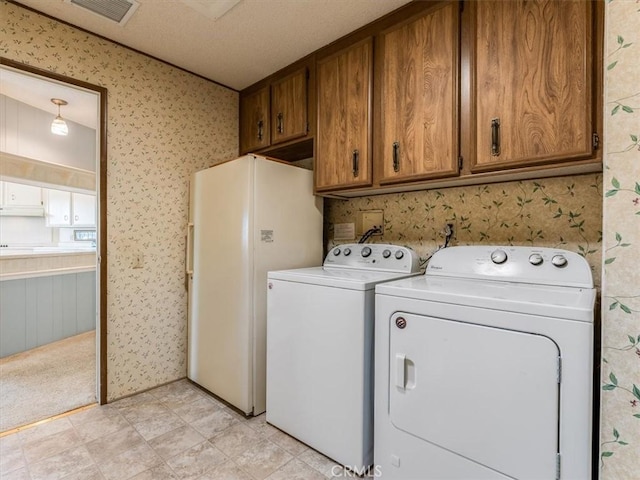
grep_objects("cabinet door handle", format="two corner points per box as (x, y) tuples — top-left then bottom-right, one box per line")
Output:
(257, 120), (264, 141)
(75, 215), (79, 221)
(491, 118), (501, 156)
(277, 113), (284, 134)
(352, 149), (359, 177)
(392, 142), (400, 172)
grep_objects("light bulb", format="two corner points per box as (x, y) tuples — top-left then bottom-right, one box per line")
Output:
(51, 115), (68, 136)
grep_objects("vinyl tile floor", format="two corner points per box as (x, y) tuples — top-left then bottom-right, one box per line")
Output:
(0, 379), (357, 480)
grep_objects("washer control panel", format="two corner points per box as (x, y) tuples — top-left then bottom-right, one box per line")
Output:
(426, 246), (593, 288)
(325, 243), (420, 273)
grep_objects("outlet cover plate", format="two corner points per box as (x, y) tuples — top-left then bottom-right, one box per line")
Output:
(356, 210), (384, 235)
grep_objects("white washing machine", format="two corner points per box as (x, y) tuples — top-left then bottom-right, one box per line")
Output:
(375, 246), (596, 480)
(267, 243), (420, 470)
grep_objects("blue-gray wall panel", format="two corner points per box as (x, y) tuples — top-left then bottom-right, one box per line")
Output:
(0, 280), (26, 357)
(76, 272), (95, 333)
(0, 271), (96, 358)
(25, 278), (38, 350)
(61, 274), (77, 338)
(35, 276), (54, 346)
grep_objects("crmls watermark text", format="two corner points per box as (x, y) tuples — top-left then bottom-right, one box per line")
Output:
(331, 465), (383, 477)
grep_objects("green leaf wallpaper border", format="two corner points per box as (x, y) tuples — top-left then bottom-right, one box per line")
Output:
(600, 1), (640, 478)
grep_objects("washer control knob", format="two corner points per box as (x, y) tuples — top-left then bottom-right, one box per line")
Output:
(333, 248), (341, 256)
(382, 249), (391, 259)
(361, 246), (372, 258)
(343, 247), (351, 256)
(395, 250), (404, 260)
(490, 249), (508, 264)
(529, 253), (544, 266)
(551, 255), (568, 268)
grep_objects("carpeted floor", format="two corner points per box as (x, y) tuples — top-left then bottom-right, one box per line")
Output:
(0, 331), (96, 432)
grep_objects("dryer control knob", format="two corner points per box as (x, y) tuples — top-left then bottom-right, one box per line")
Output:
(491, 249), (508, 264)
(361, 246), (372, 258)
(551, 255), (568, 268)
(395, 250), (404, 260)
(333, 248), (341, 256)
(344, 248), (351, 256)
(382, 249), (391, 258)
(529, 253), (544, 266)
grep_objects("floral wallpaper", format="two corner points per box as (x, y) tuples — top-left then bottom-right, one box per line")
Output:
(1, 1), (239, 401)
(326, 174), (603, 286)
(599, 1), (640, 478)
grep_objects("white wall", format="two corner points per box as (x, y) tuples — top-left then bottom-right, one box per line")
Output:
(0, 94), (96, 172)
(0, 216), (52, 245)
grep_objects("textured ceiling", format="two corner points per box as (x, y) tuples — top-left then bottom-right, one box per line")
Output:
(13, 0), (412, 90)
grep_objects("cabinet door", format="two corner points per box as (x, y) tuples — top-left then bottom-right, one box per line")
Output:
(472, 0), (595, 171)
(271, 67), (308, 145)
(44, 189), (72, 226)
(377, 2), (459, 185)
(72, 193), (96, 227)
(316, 38), (373, 192)
(240, 86), (270, 154)
(3, 182), (42, 207)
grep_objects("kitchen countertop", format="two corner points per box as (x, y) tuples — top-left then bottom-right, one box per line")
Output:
(0, 248), (97, 281)
(0, 247), (96, 258)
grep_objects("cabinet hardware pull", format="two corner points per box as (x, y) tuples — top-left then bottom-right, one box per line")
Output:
(491, 118), (500, 156)
(257, 120), (263, 141)
(277, 113), (284, 134)
(392, 142), (400, 172)
(352, 149), (359, 177)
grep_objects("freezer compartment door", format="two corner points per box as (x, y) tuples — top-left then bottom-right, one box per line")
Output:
(188, 156), (254, 414)
(389, 312), (560, 480)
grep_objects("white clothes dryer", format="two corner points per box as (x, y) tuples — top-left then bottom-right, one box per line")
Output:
(267, 243), (420, 471)
(375, 246), (596, 480)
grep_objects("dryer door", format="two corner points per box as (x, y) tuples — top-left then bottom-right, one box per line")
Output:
(389, 312), (560, 480)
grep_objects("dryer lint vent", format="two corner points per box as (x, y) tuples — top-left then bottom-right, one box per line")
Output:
(66, 0), (140, 26)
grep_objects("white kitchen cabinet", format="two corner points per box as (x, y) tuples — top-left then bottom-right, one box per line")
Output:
(2, 181), (42, 207)
(44, 189), (72, 226)
(71, 192), (96, 227)
(44, 189), (96, 227)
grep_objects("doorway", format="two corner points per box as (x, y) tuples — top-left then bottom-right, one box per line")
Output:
(0, 58), (107, 431)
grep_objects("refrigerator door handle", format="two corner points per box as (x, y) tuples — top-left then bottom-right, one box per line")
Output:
(186, 222), (194, 276)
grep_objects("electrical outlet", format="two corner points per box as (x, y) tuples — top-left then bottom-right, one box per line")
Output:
(356, 210), (384, 235)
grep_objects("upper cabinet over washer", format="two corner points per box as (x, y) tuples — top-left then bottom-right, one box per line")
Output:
(238, 0), (603, 197)
(375, 1), (460, 186)
(315, 37), (373, 192)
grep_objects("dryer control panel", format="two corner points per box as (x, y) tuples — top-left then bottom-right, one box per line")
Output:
(426, 246), (593, 288)
(324, 243), (420, 273)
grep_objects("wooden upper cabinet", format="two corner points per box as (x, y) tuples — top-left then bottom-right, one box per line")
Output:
(271, 67), (308, 145)
(376, 1), (460, 186)
(471, 0), (596, 172)
(316, 38), (373, 192)
(240, 86), (270, 154)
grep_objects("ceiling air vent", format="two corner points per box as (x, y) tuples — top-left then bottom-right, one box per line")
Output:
(65, 0), (140, 26)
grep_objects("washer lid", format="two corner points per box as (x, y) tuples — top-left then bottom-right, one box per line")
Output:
(268, 267), (420, 290)
(376, 275), (596, 322)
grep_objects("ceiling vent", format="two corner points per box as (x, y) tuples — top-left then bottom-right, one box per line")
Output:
(65, 0), (140, 26)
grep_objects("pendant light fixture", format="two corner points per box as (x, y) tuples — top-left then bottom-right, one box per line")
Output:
(50, 98), (69, 136)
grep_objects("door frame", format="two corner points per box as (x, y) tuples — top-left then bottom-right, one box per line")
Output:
(1, 57), (108, 404)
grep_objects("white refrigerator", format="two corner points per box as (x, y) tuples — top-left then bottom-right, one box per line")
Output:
(186, 154), (323, 415)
